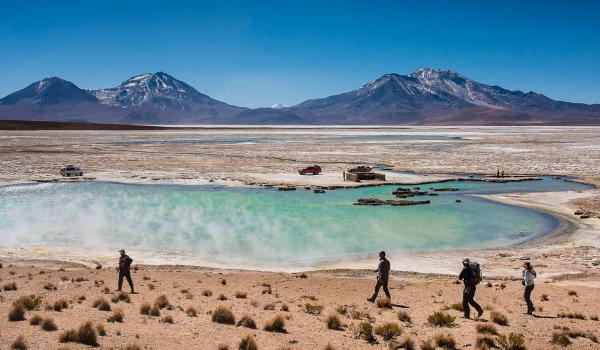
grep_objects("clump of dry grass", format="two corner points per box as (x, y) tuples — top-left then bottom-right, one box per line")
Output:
(218, 294), (228, 301)
(397, 311), (412, 323)
(154, 295), (170, 309)
(495, 332), (526, 350)
(263, 314), (287, 333)
(238, 335), (257, 350)
(96, 323), (107, 336)
(124, 345), (141, 350)
(303, 303), (323, 315)
(237, 315), (257, 329)
(217, 343), (229, 350)
(568, 290), (578, 297)
(8, 304), (26, 321)
(450, 303), (464, 312)
(490, 311), (509, 326)
(140, 302), (152, 315)
(281, 304), (289, 312)
(202, 289), (213, 297)
(540, 294), (549, 301)
(92, 297), (111, 311)
(427, 311), (456, 327)
(29, 314), (43, 325)
(76, 322), (99, 346)
(162, 315), (174, 324)
(221, 279), (227, 285)
(14, 295), (43, 310)
(41, 317), (57, 331)
(350, 308), (374, 321)
(108, 307), (124, 323)
(353, 321), (375, 342)
(374, 322), (403, 340)
(43, 283), (57, 291)
(11, 336), (27, 350)
(326, 314), (343, 330)
(432, 333), (457, 349)
(212, 306), (235, 325)
(550, 333), (571, 347)
(186, 306), (197, 317)
(475, 335), (496, 350)
(111, 292), (131, 303)
(263, 303), (276, 310)
(53, 299), (68, 312)
(235, 291), (247, 299)
(476, 323), (499, 335)
(376, 297), (392, 309)
(389, 337), (415, 350)
(3, 282), (17, 291)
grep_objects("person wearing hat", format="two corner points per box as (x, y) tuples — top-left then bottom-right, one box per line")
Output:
(522, 261), (537, 315)
(116, 249), (134, 293)
(367, 251), (391, 302)
(459, 258), (483, 319)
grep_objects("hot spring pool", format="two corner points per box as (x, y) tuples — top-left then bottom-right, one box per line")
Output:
(0, 177), (591, 268)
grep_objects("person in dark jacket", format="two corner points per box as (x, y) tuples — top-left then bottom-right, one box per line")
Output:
(367, 251), (391, 302)
(459, 258), (483, 319)
(116, 249), (134, 293)
(522, 261), (537, 315)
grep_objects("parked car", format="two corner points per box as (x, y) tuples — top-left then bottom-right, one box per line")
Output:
(60, 165), (83, 177)
(298, 165), (322, 175)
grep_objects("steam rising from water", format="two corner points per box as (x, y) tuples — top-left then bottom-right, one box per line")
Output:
(0, 179), (583, 269)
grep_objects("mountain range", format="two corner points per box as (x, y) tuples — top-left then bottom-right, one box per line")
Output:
(1, 69), (599, 125)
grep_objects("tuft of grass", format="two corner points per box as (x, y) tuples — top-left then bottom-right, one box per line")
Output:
(217, 344), (229, 350)
(354, 321), (375, 342)
(568, 290), (578, 297)
(29, 314), (43, 325)
(551, 333), (571, 347)
(263, 314), (287, 333)
(427, 311), (456, 327)
(59, 329), (78, 343)
(432, 333), (457, 349)
(53, 299), (68, 312)
(263, 303), (275, 310)
(212, 306), (235, 325)
(43, 283), (57, 291)
(541, 294), (549, 301)
(496, 332), (526, 350)
(92, 297), (111, 311)
(326, 314), (343, 330)
(236, 315), (257, 329)
(475, 335), (496, 350)
(96, 323), (107, 336)
(557, 312), (586, 320)
(476, 323), (498, 335)
(281, 304), (289, 312)
(450, 303), (464, 312)
(218, 294), (228, 301)
(374, 322), (403, 340)
(303, 303), (324, 315)
(11, 336), (28, 350)
(162, 315), (174, 324)
(41, 317), (57, 331)
(3, 282), (18, 291)
(235, 291), (247, 299)
(490, 311), (509, 326)
(108, 307), (124, 323)
(397, 311), (412, 323)
(14, 295), (43, 310)
(140, 302), (152, 315)
(186, 306), (197, 317)
(202, 289), (213, 297)
(8, 304), (26, 321)
(389, 337), (415, 350)
(154, 295), (170, 309)
(238, 335), (257, 350)
(376, 297), (392, 309)
(124, 345), (141, 350)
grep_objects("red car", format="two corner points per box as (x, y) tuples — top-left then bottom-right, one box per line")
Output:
(298, 165), (322, 175)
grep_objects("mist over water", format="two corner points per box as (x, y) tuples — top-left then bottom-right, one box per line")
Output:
(0, 178), (589, 268)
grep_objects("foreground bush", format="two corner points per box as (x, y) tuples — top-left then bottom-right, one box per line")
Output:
(212, 306), (235, 325)
(490, 311), (509, 326)
(8, 304), (26, 321)
(354, 321), (375, 342)
(14, 295), (43, 310)
(41, 317), (57, 331)
(326, 314), (343, 330)
(427, 311), (455, 327)
(496, 332), (526, 350)
(237, 315), (257, 329)
(374, 322), (403, 340)
(476, 323), (498, 335)
(11, 336), (27, 350)
(263, 314), (287, 333)
(238, 335), (257, 350)
(59, 321), (98, 346)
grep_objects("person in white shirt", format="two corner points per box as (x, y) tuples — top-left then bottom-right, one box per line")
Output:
(522, 262), (536, 315)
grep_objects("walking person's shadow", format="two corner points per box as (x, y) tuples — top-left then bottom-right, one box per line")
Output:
(391, 303), (409, 308)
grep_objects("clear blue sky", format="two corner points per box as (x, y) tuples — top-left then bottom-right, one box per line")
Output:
(1, 0), (599, 107)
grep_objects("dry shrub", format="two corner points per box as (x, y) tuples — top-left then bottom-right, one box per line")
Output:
(476, 335), (496, 349)
(140, 302), (152, 315)
(221, 279), (227, 285)
(350, 308), (374, 321)
(8, 304), (26, 321)
(124, 345), (141, 350)
(96, 323), (107, 336)
(374, 322), (403, 340)
(217, 344), (229, 350)
(14, 295), (43, 310)
(568, 290), (578, 297)
(202, 289), (213, 297)
(41, 317), (57, 331)
(186, 306), (197, 317)
(29, 314), (43, 325)
(60, 321), (98, 346)
(389, 337), (415, 350)
(541, 294), (549, 301)
(476, 323), (498, 335)
(53, 299), (68, 312)
(212, 306), (235, 324)
(59, 329), (78, 343)
(218, 294), (228, 301)
(354, 321), (375, 342)
(108, 307), (124, 322)
(496, 332), (526, 350)
(3, 282), (17, 291)
(281, 304), (289, 312)
(376, 297), (392, 309)
(264, 314), (287, 333)
(162, 315), (174, 324)
(93, 297), (111, 311)
(433, 333), (457, 349)
(326, 314), (343, 330)
(237, 315), (257, 329)
(11, 336), (27, 350)
(427, 311), (456, 327)
(235, 291), (247, 299)
(303, 303), (323, 315)
(551, 333), (571, 347)
(397, 311), (412, 323)
(43, 283), (57, 291)
(154, 295), (170, 309)
(238, 335), (257, 350)
(263, 303), (275, 310)
(490, 311), (509, 326)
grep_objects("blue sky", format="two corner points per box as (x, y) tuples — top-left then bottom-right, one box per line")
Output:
(1, 0), (599, 107)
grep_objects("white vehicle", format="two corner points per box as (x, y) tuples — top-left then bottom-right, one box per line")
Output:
(60, 165), (83, 177)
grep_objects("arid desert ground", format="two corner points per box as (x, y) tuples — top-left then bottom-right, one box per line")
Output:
(1, 126), (600, 349)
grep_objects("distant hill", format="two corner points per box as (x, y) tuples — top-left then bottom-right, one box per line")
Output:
(1, 69), (599, 125)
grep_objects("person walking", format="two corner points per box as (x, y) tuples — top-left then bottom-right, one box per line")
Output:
(522, 262), (536, 315)
(367, 251), (391, 302)
(459, 258), (483, 319)
(116, 249), (134, 293)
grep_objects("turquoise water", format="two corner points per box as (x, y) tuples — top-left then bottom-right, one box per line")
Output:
(0, 178), (590, 268)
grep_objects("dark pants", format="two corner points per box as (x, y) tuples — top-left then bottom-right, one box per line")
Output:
(371, 278), (391, 300)
(118, 270), (134, 292)
(463, 284), (482, 317)
(524, 284), (534, 314)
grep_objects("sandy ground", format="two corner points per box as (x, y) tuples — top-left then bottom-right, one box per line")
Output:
(1, 126), (600, 348)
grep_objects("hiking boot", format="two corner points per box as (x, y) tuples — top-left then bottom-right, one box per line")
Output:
(477, 310), (484, 318)
(367, 297), (375, 303)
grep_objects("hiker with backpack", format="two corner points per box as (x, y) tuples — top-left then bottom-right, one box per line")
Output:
(459, 258), (483, 319)
(522, 261), (537, 315)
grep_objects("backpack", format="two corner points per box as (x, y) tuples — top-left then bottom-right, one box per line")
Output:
(470, 261), (482, 285)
